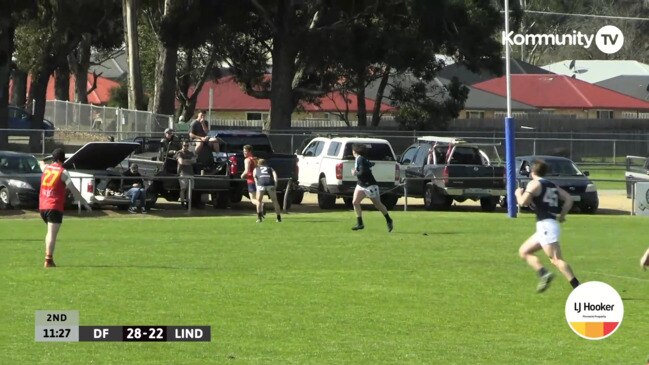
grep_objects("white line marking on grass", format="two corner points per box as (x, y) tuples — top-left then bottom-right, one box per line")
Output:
(582, 271), (649, 282)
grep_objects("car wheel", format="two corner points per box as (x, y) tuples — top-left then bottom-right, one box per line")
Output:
(145, 185), (158, 209)
(580, 201), (598, 214)
(381, 193), (399, 210)
(212, 192), (229, 209)
(343, 197), (353, 208)
(276, 192), (292, 210)
(424, 184), (451, 211)
(229, 189), (243, 203)
(0, 187), (11, 210)
(317, 177), (336, 209)
(480, 197), (498, 212)
(291, 189), (304, 204)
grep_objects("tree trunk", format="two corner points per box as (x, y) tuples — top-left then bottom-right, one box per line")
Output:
(54, 62), (70, 101)
(152, 42), (178, 115)
(10, 68), (27, 107)
(371, 66), (391, 127)
(29, 68), (51, 152)
(269, 39), (297, 131)
(176, 48), (193, 121)
(123, 0), (145, 110)
(356, 72), (367, 127)
(71, 33), (91, 104)
(0, 14), (14, 149)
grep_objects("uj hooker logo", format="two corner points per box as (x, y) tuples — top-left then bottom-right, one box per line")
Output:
(502, 25), (624, 54)
(565, 281), (624, 340)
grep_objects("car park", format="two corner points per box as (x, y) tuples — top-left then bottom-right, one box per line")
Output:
(516, 155), (599, 213)
(0, 151), (42, 209)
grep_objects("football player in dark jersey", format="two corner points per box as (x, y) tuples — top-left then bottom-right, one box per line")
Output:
(515, 160), (581, 293)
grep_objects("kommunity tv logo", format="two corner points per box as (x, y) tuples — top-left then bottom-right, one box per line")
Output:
(502, 25), (624, 54)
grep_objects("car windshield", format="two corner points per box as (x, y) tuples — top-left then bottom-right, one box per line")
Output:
(546, 160), (582, 176)
(0, 155), (42, 174)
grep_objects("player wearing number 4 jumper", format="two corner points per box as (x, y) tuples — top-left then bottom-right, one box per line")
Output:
(351, 144), (393, 232)
(39, 148), (92, 268)
(253, 159), (281, 223)
(515, 159), (581, 293)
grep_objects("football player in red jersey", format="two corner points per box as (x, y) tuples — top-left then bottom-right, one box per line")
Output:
(39, 148), (91, 268)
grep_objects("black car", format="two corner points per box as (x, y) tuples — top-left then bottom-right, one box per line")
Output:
(0, 151), (43, 209)
(516, 155), (599, 214)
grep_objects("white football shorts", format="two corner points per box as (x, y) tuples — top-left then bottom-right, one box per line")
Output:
(355, 184), (380, 199)
(534, 218), (560, 245)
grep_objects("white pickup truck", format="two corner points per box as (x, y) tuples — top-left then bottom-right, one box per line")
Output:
(55, 142), (155, 209)
(297, 137), (400, 209)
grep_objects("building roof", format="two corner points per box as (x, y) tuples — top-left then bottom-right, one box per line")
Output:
(193, 76), (395, 113)
(596, 75), (649, 102)
(437, 58), (552, 85)
(89, 51), (128, 81)
(15, 73), (120, 105)
(473, 74), (649, 110)
(365, 73), (538, 111)
(542, 60), (649, 84)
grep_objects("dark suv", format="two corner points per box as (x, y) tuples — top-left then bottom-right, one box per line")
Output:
(516, 155), (599, 214)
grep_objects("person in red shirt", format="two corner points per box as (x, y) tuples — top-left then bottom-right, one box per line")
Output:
(39, 148), (91, 268)
(240, 145), (258, 211)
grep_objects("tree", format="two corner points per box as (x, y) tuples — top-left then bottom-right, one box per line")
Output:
(142, 0), (225, 118)
(0, 1), (36, 150)
(221, 0), (356, 130)
(392, 77), (469, 130)
(14, 0), (126, 150)
(123, 0), (146, 110)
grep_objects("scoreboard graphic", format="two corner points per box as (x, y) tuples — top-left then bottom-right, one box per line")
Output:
(35, 310), (210, 342)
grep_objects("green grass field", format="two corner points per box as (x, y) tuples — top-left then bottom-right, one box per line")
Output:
(2, 211), (648, 364)
(581, 166), (626, 190)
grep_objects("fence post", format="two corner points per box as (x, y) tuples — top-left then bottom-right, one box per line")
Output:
(403, 180), (408, 212)
(41, 130), (45, 155)
(613, 140), (616, 165)
(187, 177), (193, 215)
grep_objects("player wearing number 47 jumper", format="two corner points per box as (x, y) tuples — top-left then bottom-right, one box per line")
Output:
(39, 148), (92, 268)
(515, 159), (581, 293)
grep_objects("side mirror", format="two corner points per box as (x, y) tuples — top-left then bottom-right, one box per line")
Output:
(583, 171), (589, 176)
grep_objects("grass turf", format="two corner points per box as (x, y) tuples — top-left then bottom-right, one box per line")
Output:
(1, 211), (648, 364)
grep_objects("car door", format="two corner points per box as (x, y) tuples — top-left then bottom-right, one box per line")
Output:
(399, 146), (422, 195)
(298, 139), (326, 189)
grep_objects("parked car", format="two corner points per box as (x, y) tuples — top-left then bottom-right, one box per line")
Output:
(515, 155), (599, 213)
(207, 130), (299, 208)
(625, 155), (649, 198)
(398, 136), (505, 211)
(6, 106), (55, 137)
(60, 142), (158, 209)
(0, 151), (42, 209)
(297, 137), (400, 209)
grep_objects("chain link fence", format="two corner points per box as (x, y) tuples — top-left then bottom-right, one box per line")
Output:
(3, 99), (649, 162)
